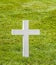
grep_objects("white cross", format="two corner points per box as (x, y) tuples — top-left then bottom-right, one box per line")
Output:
(11, 20), (40, 57)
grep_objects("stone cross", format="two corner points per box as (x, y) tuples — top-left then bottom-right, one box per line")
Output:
(11, 20), (40, 57)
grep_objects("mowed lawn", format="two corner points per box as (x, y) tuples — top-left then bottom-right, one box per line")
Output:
(0, 0), (56, 65)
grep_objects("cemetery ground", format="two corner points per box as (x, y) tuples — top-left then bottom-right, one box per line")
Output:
(0, 0), (56, 65)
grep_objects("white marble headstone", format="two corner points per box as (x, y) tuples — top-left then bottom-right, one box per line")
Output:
(11, 20), (40, 57)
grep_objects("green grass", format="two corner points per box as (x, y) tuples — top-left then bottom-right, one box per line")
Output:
(0, 0), (56, 65)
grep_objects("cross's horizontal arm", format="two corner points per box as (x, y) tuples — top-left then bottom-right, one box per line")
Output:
(11, 29), (23, 35)
(28, 29), (40, 35)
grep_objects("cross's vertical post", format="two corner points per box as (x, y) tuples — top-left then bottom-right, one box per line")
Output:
(23, 20), (29, 57)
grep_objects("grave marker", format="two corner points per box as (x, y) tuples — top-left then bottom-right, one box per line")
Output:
(11, 20), (40, 57)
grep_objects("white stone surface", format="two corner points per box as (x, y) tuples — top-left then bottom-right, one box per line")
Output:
(11, 20), (40, 57)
